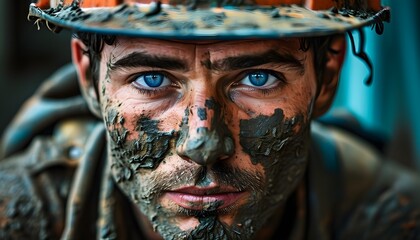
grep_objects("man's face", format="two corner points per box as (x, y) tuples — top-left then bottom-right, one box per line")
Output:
(98, 37), (317, 239)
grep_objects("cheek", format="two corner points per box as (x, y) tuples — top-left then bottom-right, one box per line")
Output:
(279, 80), (316, 119)
(239, 107), (309, 200)
(99, 80), (182, 178)
(103, 102), (177, 184)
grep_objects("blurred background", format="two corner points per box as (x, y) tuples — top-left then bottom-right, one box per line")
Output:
(328, 0), (420, 169)
(0, 0), (72, 136)
(0, 0), (419, 168)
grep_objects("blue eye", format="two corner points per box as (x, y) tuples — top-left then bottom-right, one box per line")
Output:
(248, 72), (269, 86)
(133, 72), (170, 89)
(144, 73), (164, 87)
(239, 71), (279, 88)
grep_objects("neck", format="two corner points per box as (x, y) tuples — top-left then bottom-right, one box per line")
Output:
(255, 179), (307, 240)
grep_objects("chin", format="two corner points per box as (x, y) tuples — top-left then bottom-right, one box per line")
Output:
(145, 192), (276, 240)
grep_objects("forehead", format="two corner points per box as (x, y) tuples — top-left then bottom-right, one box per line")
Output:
(102, 37), (304, 60)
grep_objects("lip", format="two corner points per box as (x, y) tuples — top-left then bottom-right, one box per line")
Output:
(164, 186), (245, 211)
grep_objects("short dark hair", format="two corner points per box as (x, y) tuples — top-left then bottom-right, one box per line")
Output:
(73, 32), (116, 88)
(73, 32), (334, 93)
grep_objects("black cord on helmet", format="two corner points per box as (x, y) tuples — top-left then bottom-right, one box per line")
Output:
(347, 29), (374, 86)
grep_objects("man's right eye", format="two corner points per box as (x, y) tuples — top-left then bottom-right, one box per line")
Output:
(132, 72), (171, 89)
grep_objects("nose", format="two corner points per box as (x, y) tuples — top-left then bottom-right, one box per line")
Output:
(176, 99), (235, 166)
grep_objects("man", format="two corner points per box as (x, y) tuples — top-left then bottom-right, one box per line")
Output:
(0, 0), (419, 239)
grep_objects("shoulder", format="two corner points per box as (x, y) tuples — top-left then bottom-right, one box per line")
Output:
(0, 118), (99, 239)
(0, 137), (67, 239)
(310, 121), (420, 239)
(0, 65), (103, 239)
(310, 121), (382, 207)
(337, 160), (420, 239)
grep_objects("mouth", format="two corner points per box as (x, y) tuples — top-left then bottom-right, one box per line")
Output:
(164, 186), (246, 213)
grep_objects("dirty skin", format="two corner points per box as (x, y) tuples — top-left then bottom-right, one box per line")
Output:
(106, 109), (175, 182)
(189, 216), (241, 240)
(230, 107), (309, 237)
(147, 162), (265, 240)
(105, 93), (309, 239)
(176, 98), (234, 166)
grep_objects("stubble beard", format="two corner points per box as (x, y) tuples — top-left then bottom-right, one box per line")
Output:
(123, 164), (268, 240)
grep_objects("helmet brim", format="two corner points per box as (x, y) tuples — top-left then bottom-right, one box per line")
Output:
(28, 3), (390, 40)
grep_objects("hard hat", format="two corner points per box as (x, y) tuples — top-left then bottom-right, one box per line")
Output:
(28, 0), (390, 39)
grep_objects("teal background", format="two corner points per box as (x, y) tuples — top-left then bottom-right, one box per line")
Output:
(326, 0), (420, 168)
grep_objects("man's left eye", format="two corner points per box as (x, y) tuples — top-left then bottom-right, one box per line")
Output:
(133, 72), (171, 89)
(240, 71), (279, 87)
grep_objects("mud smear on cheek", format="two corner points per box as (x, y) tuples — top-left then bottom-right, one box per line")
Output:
(239, 108), (308, 174)
(240, 108), (299, 164)
(101, 76), (186, 238)
(102, 101), (183, 239)
(106, 110), (176, 182)
(105, 109), (185, 239)
(237, 108), (309, 234)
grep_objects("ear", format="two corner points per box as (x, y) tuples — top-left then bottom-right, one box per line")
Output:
(312, 35), (346, 118)
(71, 38), (102, 118)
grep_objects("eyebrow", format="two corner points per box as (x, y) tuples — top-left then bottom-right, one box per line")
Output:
(205, 50), (305, 75)
(109, 51), (189, 71)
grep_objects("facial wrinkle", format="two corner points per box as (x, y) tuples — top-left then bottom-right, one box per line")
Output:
(197, 48), (215, 81)
(200, 50), (212, 70)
